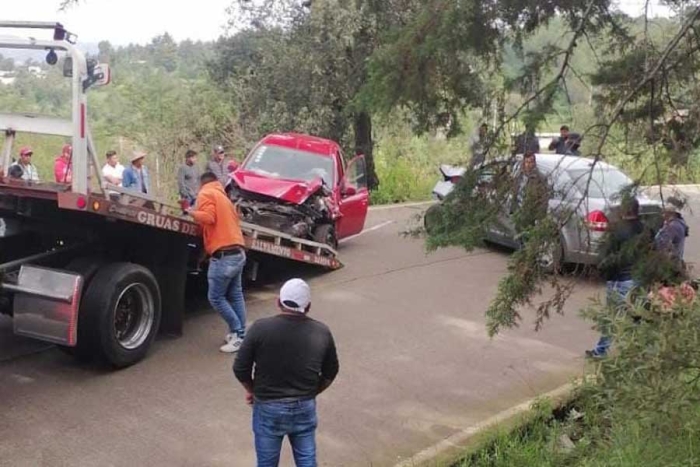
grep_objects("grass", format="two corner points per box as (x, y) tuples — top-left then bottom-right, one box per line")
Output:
(370, 130), (470, 205)
(455, 394), (700, 467)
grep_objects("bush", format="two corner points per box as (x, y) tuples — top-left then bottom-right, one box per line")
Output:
(370, 128), (471, 205)
(459, 287), (700, 466)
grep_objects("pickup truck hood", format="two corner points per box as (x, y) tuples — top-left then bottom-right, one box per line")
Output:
(231, 170), (324, 205)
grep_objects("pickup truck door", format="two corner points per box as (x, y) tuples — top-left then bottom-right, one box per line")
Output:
(336, 155), (369, 239)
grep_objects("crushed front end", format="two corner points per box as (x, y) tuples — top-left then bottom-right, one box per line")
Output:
(228, 184), (338, 244)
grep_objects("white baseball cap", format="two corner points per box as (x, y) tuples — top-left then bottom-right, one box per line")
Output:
(279, 278), (311, 313)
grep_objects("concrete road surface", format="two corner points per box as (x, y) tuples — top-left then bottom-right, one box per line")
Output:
(2, 191), (699, 467)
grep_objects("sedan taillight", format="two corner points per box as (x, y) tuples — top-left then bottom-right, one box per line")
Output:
(586, 210), (609, 231)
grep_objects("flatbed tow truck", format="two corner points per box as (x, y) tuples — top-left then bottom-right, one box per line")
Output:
(0, 22), (342, 368)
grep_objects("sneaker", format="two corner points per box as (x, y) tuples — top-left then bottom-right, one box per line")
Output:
(223, 333), (236, 344)
(585, 350), (605, 359)
(220, 335), (243, 353)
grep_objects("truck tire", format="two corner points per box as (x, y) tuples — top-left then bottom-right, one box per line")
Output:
(313, 224), (338, 250)
(80, 263), (161, 368)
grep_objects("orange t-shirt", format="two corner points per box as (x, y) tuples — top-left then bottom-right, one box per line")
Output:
(190, 181), (245, 255)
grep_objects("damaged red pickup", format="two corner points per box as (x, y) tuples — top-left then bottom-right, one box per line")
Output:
(227, 133), (369, 248)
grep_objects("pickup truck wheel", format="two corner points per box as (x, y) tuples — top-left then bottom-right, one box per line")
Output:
(313, 224), (338, 249)
(424, 204), (442, 235)
(81, 263), (161, 368)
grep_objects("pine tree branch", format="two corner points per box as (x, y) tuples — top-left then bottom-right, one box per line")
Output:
(593, 5), (700, 160)
(568, 5), (700, 224)
(485, 0), (598, 156)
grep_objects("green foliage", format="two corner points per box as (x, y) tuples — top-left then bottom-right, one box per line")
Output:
(0, 38), (236, 199)
(460, 293), (700, 466)
(370, 127), (471, 204)
(213, 0), (412, 189)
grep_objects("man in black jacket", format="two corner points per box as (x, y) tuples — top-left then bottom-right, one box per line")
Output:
(587, 197), (653, 357)
(234, 278), (339, 467)
(549, 125), (582, 155)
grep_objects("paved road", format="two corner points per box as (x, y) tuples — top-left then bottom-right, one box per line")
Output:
(1, 191), (699, 467)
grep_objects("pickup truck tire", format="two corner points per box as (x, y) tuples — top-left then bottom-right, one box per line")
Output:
(313, 224), (338, 249)
(80, 262), (161, 368)
(424, 204), (442, 236)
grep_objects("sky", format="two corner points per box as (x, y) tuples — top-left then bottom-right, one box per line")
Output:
(2, 0), (235, 45)
(1, 0), (675, 47)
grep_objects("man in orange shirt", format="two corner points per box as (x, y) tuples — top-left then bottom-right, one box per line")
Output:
(188, 171), (248, 353)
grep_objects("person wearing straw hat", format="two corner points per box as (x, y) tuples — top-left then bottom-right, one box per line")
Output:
(655, 196), (689, 269)
(122, 150), (151, 194)
(234, 278), (339, 467)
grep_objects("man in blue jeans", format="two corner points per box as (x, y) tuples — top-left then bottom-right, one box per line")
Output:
(587, 197), (653, 357)
(234, 279), (339, 467)
(189, 172), (247, 353)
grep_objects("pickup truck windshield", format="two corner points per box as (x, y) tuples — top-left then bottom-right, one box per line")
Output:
(243, 145), (335, 186)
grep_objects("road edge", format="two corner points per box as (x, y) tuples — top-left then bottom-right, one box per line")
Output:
(394, 381), (577, 467)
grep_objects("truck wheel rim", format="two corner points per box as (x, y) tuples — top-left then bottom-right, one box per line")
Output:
(113, 283), (154, 350)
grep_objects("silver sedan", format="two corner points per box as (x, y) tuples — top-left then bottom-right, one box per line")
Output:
(429, 154), (662, 270)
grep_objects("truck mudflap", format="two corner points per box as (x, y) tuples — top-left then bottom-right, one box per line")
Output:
(8, 265), (83, 346)
(56, 192), (342, 270)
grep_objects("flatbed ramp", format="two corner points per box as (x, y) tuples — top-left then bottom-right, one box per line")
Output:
(53, 190), (342, 270)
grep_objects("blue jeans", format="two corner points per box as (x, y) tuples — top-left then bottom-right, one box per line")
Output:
(592, 279), (636, 356)
(253, 398), (317, 467)
(207, 252), (246, 337)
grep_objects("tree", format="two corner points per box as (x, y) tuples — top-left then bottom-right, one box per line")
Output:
(149, 33), (179, 73)
(212, 0), (425, 189)
(0, 54), (14, 72)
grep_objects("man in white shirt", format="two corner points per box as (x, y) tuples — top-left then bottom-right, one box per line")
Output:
(101, 150), (125, 186)
(10, 146), (39, 182)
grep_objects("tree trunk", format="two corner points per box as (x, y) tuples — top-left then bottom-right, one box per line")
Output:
(353, 111), (379, 190)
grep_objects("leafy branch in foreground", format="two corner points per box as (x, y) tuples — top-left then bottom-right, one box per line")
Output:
(423, 3), (700, 335)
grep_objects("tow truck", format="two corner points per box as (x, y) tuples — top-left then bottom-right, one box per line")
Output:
(0, 22), (356, 368)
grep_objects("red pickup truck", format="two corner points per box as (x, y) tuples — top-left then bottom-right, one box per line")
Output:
(227, 133), (370, 248)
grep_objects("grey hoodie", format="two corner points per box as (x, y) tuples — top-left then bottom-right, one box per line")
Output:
(655, 216), (688, 261)
(178, 163), (201, 200)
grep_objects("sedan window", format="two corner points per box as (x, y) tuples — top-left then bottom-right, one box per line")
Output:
(567, 167), (633, 199)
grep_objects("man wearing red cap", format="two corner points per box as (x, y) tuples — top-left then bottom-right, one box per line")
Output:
(10, 147), (39, 181)
(54, 144), (72, 184)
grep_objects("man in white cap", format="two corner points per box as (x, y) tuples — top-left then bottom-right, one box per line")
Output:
(234, 278), (339, 467)
(122, 151), (150, 194)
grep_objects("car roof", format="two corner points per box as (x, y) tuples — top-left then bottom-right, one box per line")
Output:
(481, 153), (620, 173)
(260, 133), (339, 158)
(533, 153), (618, 172)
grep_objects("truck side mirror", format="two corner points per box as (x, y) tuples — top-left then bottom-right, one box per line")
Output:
(342, 184), (357, 197)
(91, 64), (111, 87)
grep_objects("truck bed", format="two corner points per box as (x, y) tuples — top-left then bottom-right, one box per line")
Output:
(0, 181), (342, 270)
